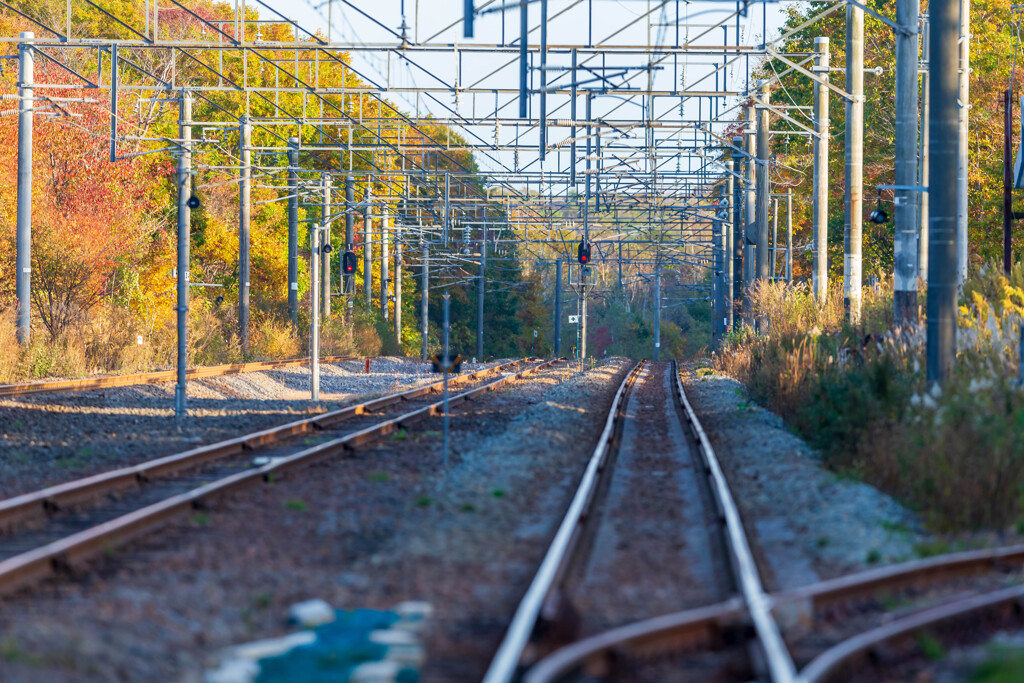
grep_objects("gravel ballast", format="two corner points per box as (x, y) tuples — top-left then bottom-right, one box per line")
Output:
(681, 364), (931, 589)
(0, 359), (632, 682)
(0, 358), (452, 499)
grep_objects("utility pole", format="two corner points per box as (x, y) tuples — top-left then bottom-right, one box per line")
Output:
(1004, 89), (1013, 275)
(713, 188), (726, 342)
(345, 175), (355, 321)
(919, 17), (931, 281)
(845, 2), (865, 324)
(288, 136), (299, 325)
(394, 215), (402, 344)
(895, 0), (921, 324)
(786, 188), (793, 283)
(726, 158), (735, 332)
(364, 186), (373, 307)
(744, 106), (757, 293)
(554, 259), (563, 356)
(731, 138), (744, 324)
(755, 84), (771, 291)
(813, 37), (830, 303)
(477, 226), (486, 359)
(174, 90), (193, 419)
(16, 32), (33, 345)
(928, 0), (959, 382)
(310, 223), (321, 401)
(421, 242), (429, 360)
(239, 117), (251, 353)
(381, 205), (389, 321)
(321, 175), (332, 317)
(653, 262), (661, 361)
(957, 0), (970, 284)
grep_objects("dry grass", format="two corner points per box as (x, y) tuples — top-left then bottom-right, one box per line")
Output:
(716, 269), (1024, 532)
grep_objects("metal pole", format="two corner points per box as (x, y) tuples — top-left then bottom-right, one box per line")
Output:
(288, 136), (299, 325)
(311, 223), (320, 401)
(239, 117), (251, 353)
(421, 243), (429, 360)
(755, 84), (771, 288)
(1005, 89), (1013, 275)
(381, 205), (389, 321)
(813, 37), (830, 303)
(345, 174), (355, 321)
(927, 0), (960, 382)
(770, 197), (778, 280)
(554, 259), (563, 356)
(174, 90), (192, 419)
(786, 188), (793, 283)
(519, 0), (528, 118)
(919, 16), (931, 281)
(845, 2), (865, 324)
(539, 0), (548, 161)
(15, 32), (33, 345)
(653, 262), (661, 361)
(395, 217), (403, 344)
(477, 226), (486, 359)
(895, 0), (921, 324)
(743, 107), (756, 323)
(442, 293), (451, 467)
(364, 186), (373, 307)
(726, 158), (735, 332)
(322, 175), (332, 317)
(957, 0), (970, 284)
(713, 190), (726, 343)
(732, 138), (744, 323)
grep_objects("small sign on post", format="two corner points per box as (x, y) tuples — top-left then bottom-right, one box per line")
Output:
(568, 315), (580, 324)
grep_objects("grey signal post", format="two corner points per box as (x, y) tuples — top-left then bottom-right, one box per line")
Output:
(321, 175), (332, 318)
(554, 260), (563, 356)
(381, 207), (389, 321)
(311, 223), (322, 401)
(894, 0), (921, 323)
(16, 31), (33, 344)
(288, 137), (299, 325)
(364, 187), (373, 307)
(755, 83), (771, 295)
(927, 0), (959, 381)
(345, 175), (355, 321)
(813, 37), (830, 303)
(239, 117), (251, 353)
(845, 2), (865, 323)
(477, 226), (486, 359)
(174, 90), (193, 419)
(421, 242), (429, 360)
(731, 138), (744, 325)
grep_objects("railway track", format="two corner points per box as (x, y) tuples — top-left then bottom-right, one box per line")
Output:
(492, 361), (1024, 683)
(0, 357), (560, 598)
(0, 355), (360, 398)
(484, 360), (796, 683)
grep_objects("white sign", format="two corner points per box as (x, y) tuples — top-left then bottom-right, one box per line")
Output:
(568, 315), (580, 324)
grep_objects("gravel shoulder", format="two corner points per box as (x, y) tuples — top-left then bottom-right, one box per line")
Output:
(0, 357), (457, 499)
(680, 363), (931, 590)
(0, 358), (632, 683)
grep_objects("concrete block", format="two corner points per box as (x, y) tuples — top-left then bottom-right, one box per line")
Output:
(289, 598), (336, 627)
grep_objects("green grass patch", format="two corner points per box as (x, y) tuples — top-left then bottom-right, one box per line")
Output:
(284, 499), (307, 512)
(367, 471), (390, 483)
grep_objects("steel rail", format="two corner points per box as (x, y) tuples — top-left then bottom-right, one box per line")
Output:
(0, 358), (562, 597)
(482, 360), (645, 683)
(524, 598), (746, 683)
(0, 359), (529, 531)
(0, 355), (359, 398)
(521, 362), (798, 682)
(799, 583), (1024, 682)
(772, 543), (1024, 626)
(673, 362), (798, 682)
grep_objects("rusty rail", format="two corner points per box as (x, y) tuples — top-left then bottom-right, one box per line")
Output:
(0, 358), (529, 532)
(0, 358), (562, 597)
(0, 355), (361, 398)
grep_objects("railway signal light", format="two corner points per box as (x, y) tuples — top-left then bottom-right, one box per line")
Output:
(342, 250), (357, 274)
(577, 241), (591, 265)
(870, 190), (889, 224)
